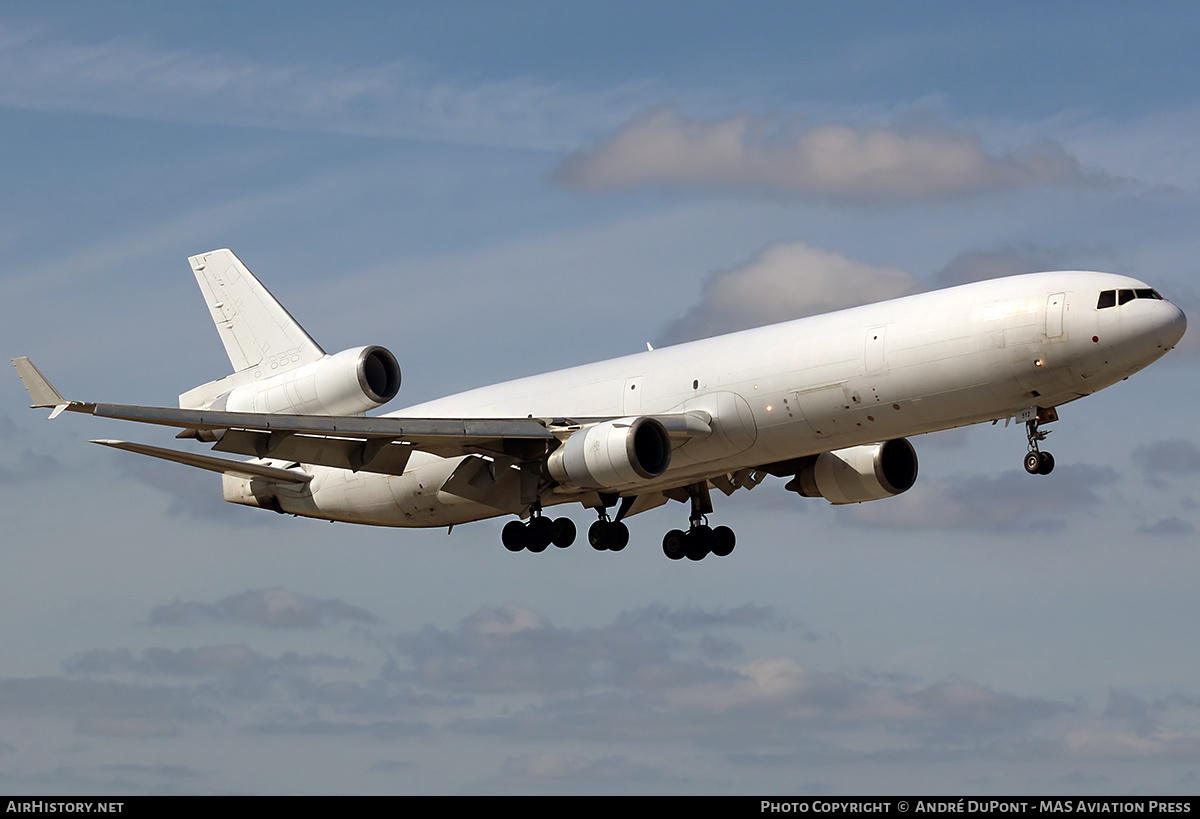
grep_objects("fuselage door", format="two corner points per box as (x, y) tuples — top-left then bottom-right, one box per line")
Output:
(865, 326), (888, 374)
(1046, 293), (1065, 339)
(623, 376), (644, 415)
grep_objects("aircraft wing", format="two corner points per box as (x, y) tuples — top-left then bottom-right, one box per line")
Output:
(92, 439), (314, 484)
(13, 357), (709, 477)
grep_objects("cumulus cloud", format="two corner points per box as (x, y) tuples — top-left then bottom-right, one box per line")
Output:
(149, 587), (381, 629)
(555, 108), (1096, 202)
(1133, 438), (1200, 476)
(1139, 516), (1196, 537)
(392, 603), (736, 694)
(613, 602), (789, 632)
(660, 240), (920, 344)
(848, 465), (1120, 532)
(460, 656), (1073, 752)
(0, 676), (212, 739)
(65, 645), (351, 677)
(6, 595), (1200, 792)
(933, 245), (1119, 288)
(0, 414), (66, 484)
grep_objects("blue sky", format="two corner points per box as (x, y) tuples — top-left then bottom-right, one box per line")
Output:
(2, 1), (1199, 795)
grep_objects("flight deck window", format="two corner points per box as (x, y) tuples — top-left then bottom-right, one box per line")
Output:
(1135, 288), (1163, 300)
(1119, 289), (1135, 305)
(1097, 290), (1116, 309)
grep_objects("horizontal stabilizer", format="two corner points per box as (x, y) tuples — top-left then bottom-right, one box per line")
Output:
(92, 439), (313, 484)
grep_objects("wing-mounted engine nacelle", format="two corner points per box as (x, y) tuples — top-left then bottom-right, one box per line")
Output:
(220, 346), (401, 416)
(786, 438), (918, 504)
(547, 416), (672, 492)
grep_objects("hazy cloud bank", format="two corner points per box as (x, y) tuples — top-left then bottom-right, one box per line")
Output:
(0, 22), (638, 150)
(3, 591), (1200, 793)
(149, 587), (382, 629)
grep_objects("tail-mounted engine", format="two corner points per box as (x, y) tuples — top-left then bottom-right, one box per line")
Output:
(547, 416), (672, 492)
(786, 438), (918, 504)
(215, 346), (401, 416)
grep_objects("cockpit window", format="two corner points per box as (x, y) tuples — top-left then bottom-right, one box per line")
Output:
(1097, 288), (1164, 309)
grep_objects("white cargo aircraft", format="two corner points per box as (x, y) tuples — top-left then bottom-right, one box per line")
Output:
(13, 249), (1187, 560)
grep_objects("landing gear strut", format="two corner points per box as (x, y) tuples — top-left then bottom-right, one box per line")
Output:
(1022, 414), (1055, 476)
(662, 483), (735, 561)
(501, 506), (576, 552)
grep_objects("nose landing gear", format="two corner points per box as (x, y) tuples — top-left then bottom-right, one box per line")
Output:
(1022, 410), (1056, 476)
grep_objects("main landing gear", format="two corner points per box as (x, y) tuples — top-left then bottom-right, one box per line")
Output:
(1022, 413), (1056, 476)
(662, 523), (735, 561)
(588, 516), (629, 551)
(501, 507), (576, 553)
(501, 485), (739, 560)
(588, 495), (630, 551)
(661, 483), (736, 561)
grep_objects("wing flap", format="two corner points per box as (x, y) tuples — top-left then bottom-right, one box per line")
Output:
(440, 454), (526, 513)
(212, 429), (414, 475)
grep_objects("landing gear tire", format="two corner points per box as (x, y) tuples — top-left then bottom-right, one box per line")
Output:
(502, 520), (527, 552)
(589, 521), (609, 551)
(685, 525), (715, 561)
(551, 517), (576, 548)
(663, 529), (686, 560)
(1036, 451), (1055, 475)
(1024, 450), (1055, 475)
(526, 516), (554, 552)
(589, 520), (628, 551)
(711, 525), (736, 557)
(1024, 451), (1042, 475)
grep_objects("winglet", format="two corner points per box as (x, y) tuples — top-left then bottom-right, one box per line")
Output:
(12, 357), (72, 418)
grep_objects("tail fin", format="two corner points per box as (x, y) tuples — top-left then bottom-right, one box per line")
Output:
(180, 249), (328, 410)
(188, 249), (325, 374)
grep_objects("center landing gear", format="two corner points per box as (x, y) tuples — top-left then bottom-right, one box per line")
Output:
(502, 507), (576, 553)
(662, 483), (736, 561)
(1022, 413), (1055, 476)
(589, 496), (630, 551)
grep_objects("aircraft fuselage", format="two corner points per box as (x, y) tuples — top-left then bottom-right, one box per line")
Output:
(268, 270), (1185, 527)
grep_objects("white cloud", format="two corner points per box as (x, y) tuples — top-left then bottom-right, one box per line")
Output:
(933, 245), (1118, 287)
(660, 240), (919, 344)
(555, 108), (1098, 202)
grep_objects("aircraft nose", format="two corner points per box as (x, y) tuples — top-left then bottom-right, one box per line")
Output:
(1160, 301), (1187, 349)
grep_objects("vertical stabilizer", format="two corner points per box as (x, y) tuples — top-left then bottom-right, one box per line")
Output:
(189, 249), (325, 374)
